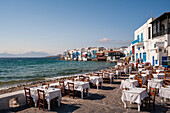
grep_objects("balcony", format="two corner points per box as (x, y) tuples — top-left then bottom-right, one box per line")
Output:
(132, 38), (143, 45)
(153, 28), (170, 38)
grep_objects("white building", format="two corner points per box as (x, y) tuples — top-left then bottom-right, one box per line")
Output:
(132, 12), (170, 66)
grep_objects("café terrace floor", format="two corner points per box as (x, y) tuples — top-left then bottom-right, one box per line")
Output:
(2, 77), (170, 113)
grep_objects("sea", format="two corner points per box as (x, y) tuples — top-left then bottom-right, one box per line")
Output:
(0, 58), (116, 89)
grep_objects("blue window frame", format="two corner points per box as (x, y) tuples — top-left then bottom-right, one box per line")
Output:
(140, 53), (142, 59)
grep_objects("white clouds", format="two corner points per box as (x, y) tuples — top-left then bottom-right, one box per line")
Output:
(97, 38), (112, 43)
(96, 38), (132, 47)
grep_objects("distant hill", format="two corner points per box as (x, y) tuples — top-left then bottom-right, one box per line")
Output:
(0, 52), (51, 57)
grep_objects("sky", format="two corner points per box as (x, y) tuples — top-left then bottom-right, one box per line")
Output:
(0, 0), (170, 55)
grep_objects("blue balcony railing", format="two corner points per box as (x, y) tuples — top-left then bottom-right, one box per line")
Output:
(132, 38), (139, 45)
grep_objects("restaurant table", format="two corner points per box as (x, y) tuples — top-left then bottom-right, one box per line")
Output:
(138, 68), (145, 72)
(116, 70), (121, 79)
(103, 72), (115, 84)
(64, 80), (90, 98)
(124, 68), (128, 75)
(147, 79), (164, 89)
(120, 79), (138, 90)
(129, 74), (136, 80)
(121, 88), (149, 111)
(159, 86), (170, 104)
(88, 76), (103, 89)
(156, 69), (164, 73)
(152, 73), (165, 79)
(30, 87), (62, 110)
(141, 74), (147, 84)
(138, 64), (145, 68)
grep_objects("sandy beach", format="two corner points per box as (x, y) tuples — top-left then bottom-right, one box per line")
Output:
(1, 76), (170, 113)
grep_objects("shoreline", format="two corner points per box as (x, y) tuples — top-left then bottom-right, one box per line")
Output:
(0, 66), (113, 95)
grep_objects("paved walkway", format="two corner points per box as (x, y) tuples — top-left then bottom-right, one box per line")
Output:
(2, 78), (170, 113)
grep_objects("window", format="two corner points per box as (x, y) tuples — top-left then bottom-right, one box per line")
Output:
(164, 49), (166, 53)
(159, 49), (162, 52)
(138, 47), (140, 50)
(153, 23), (156, 34)
(154, 44), (156, 48)
(148, 27), (151, 39)
(156, 60), (158, 64)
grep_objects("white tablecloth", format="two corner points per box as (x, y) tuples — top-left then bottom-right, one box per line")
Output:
(64, 80), (90, 92)
(129, 75), (136, 80)
(65, 80), (90, 98)
(116, 70), (121, 78)
(159, 87), (170, 99)
(89, 76), (103, 86)
(30, 87), (62, 110)
(103, 72), (115, 83)
(148, 79), (164, 89)
(141, 74), (147, 84)
(156, 69), (164, 73)
(120, 79), (138, 90)
(121, 88), (149, 105)
(153, 73), (165, 79)
(138, 68), (145, 72)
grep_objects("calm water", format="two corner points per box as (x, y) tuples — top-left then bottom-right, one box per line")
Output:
(0, 58), (116, 88)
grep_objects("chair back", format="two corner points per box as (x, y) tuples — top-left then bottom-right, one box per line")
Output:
(134, 75), (138, 80)
(42, 83), (49, 87)
(68, 82), (74, 91)
(37, 89), (45, 100)
(149, 87), (156, 100)
(165, 70), (170, 79)
(138, 79), (143, 87)
(24, 87), (31, 97)
(59, 81), (65, 87)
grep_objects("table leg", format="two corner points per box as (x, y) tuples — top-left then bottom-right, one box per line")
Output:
(123, 101), (126, 108)
(110, 77), (112, 84)
(87, 88), (89, 96)
(161, 97), (164, 105)
(47, 101), (50, 110)
(81, 91), (83, 99)
(138, 104), (141, 111)
(164, 97), (166, 102)
(97, 84), (99, 90)
(101, 82), (103, 88)
(57, 97), (60, 107)
(33, 99), (37, 107)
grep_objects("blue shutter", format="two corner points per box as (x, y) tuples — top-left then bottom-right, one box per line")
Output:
(141, 33), (143, 42)
(143, 52), (146, 62)
(136, 53), (138, 59)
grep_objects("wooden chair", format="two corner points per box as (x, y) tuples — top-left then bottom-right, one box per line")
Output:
(68, 82), (75, 98)
(144, 87), (156, 110)
(164, 70), (170, 80)
(138, 78), (143, 87)
(24, 87), (33, 106)
(37, 89), (47, 111)
(164, 79), (170, 85)
(59, 81), (66, 96)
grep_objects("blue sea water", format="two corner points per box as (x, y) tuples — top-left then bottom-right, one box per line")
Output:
(0, 58), (116, 88)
